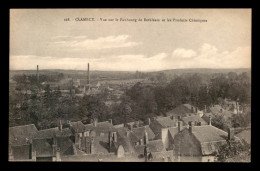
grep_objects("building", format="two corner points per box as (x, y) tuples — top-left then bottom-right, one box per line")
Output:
(173, 122), (241, 162)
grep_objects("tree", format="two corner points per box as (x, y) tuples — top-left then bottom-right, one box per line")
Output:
(216, 139), (250, 162)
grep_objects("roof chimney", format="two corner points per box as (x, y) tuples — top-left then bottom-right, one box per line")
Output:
(209, 116), (212, 125)
(228, 128), (235, 141)
(189, 121), (194, 133)
(204, 105), (207, 113)
(147, 118), (151, 125)
(177, 115), (181, 121)
(126, 130), (130, 137)
(59, 120), (62, 131)
(129, 124), (133, 131)
(178, 121), (183, 132)
(108, 119), (113, 125)
(144, 131), (149, 145)
(112, 132), (117, 143)
(93, 118), (97, 127)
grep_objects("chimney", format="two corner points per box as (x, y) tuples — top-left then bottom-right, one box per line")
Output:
(178, 121), (183, 132)
(209, 116), (212, 125)
(108, 119), (113, 125)
(191, 107), (194, 113)
(204, 105), (207, 113)
(59, 120), (62, 131)
(90, 136), (94, 154)
(113, 132), (117, 142)
(108, 132), (112, 152)
(67, 120), (71, 129)
(177, 115), (181, 121)
(93, 118), (97, 127)
(129, 124), (133, 131)
(139, 138), (143, 145)
(189, 121), (194, 133)
(228, 128), (235, 140)
(144, 131), (149, 145)
(147, 118), (151, 125)
(87, 63), (90, 87)
(36, 65), (39, 83)
(126, 130), (130, 137)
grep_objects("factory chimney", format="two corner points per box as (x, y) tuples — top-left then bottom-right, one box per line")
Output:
(87, 63), (90, 89)
(36, 65), (39, 84)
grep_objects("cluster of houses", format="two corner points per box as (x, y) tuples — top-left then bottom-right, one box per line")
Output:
(9, 103), (248, 162)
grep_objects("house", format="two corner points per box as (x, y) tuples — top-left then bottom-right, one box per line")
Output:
(9, 124), (38, 161)
(149, 116), (178, 140)
(235, 128), (251, 145)
(173, 122), (241, 162)
(166, 104), (199, 117)
(9, 124), (38, 146)
(181, 115), (208, 126)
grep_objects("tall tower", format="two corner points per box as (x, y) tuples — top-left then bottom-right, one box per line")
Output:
(86, 63), (90, 92)
(36, 65), (39, 84)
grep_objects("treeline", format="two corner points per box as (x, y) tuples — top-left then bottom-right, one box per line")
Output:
(9, 71), (251, 129)
(111, 72), (251, 125)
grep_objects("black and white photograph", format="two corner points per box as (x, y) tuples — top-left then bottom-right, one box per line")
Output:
(9, 8), (251, 162)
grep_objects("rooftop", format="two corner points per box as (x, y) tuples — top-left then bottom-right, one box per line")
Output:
(9, 124), (38, 146)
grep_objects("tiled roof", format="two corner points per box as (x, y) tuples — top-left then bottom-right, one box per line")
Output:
(236, 129), (251, 145)
(56, 136), (74, 155)
(132, 126), (155, 140)
(134, 139), (165, 154)
(11, 144), (31, 160)
(34, 127), (72, 139)
(150, 150), (174, 161)
(32, 138), (54, 157)
(115, 127), (136, 153)
(201, 113), (215, 123)
(181, 115), (208, 126)
(84, 121), (116, 135)
(70, 121), (86, 133)
(155, 116), (177, 128)
(168, 127), (180, 139)
(166, 104), (196, 116)
(9, 124), (38, 146)
(192, 125), (229, 143)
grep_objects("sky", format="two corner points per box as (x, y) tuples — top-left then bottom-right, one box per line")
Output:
(10, 9), (251, 71)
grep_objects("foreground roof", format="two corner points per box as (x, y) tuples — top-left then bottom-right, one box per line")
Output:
(9, 124), (38, 146)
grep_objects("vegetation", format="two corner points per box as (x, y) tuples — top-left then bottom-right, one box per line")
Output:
(216, 139), (251, 162)
(9, 71), (251, 130)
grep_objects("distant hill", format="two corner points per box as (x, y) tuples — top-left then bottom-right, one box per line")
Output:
(157, 68), (251, 75)
(9, 68), (250, 79)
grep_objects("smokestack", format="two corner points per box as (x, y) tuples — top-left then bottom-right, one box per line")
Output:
(36, 65), (39, 83)
(87, 63), (90, 86)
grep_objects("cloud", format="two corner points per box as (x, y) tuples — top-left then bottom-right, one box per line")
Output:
(172, 48), (197, 58)
(51, 35), (141, 50)
(10, 44), (250, 71)
(167, 44), (251, 69)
